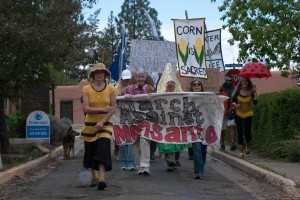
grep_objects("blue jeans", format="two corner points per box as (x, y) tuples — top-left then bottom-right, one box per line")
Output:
(120, 144), (135, 168)
(193, 142), (207, 176)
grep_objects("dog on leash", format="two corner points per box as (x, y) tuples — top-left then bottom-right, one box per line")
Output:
(62, 127), (80, 160)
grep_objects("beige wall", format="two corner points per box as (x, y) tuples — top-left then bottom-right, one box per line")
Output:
(54, 71), (298, 124)
(54, 80), (88, 124)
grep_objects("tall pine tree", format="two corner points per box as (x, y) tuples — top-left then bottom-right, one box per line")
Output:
(115, 0), (163, 59)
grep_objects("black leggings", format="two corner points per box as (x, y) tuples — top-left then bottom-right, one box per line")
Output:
(235, 115), (252, 145)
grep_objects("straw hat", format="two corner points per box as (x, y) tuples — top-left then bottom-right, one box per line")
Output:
(88, 63), (111, 80)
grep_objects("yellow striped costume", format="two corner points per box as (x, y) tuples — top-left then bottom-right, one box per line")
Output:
(81, 84), (115, 142)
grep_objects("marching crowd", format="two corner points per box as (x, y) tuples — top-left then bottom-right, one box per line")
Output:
(80, 62), (258, 190)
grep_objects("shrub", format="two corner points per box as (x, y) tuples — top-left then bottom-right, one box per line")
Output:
(252, 87), (300, 161)
(6, 114), (26, 138)
(48, 115), (72, 145)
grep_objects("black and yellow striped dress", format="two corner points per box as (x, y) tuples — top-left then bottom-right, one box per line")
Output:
(81, 84), (115, 171)
(81, 84), (115, 141)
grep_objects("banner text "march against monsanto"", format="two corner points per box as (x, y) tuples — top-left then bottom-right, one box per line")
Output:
(112, 92), (227, 147)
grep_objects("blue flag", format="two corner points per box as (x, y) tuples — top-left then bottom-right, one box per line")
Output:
(109, 24), (126, 82)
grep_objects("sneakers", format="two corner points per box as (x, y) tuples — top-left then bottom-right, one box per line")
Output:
(90, 178), (98, 187)
(219, 144), (225, 151)
(97, 181), (107, 190)
(167, 166), (174, 172)
(121, 161), (127, 170)
(175, 161), (181, 167)
(230, 143), (236, 151)
(138, 168), (150, 176)
(195, 175), (203, 180)
(127, 162), (135, 171)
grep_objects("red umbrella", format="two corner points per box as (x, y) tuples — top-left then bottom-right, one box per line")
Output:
(239, 62), (271, 78)
(226, 69), (240, 86)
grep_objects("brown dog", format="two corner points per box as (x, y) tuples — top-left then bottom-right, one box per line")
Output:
(62, 127), (79, 160)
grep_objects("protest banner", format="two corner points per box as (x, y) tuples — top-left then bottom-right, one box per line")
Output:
(205, 29), (225, 72)
(173, 18), (207, 79)
(112, 92), (228, 147)
(129, 39), (177, 73)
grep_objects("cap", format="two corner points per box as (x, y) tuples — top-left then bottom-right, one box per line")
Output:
(121, 69), (132, 80)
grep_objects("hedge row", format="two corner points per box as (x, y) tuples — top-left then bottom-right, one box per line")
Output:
(252, 87), (300, 161)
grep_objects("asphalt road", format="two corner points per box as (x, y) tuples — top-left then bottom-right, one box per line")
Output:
(0, 142), (291, 200)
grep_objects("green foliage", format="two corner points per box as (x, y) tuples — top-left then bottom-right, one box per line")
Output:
(267, 140), (300, 162)
(211, 0), (300, 70)
(5, 114), (26, 138)
(48, 115), (72, 145)
(98, 11), (120, 68)
(116, 0), (163, 59)
(252, 87), (300, 161)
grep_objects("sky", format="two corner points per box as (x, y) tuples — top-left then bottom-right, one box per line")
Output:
(84, 0), (240, 65)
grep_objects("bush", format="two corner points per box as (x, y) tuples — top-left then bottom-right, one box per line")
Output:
(6, 114), (26, 138)
(252, 87), (300, 161)
(48, 115), (72, 145)
(6, 113), (72, 146)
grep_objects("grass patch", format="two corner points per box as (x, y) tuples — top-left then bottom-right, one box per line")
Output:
(2, 149), (45, 170)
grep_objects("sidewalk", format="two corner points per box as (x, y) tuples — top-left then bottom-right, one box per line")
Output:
(209, 145), (300, 198)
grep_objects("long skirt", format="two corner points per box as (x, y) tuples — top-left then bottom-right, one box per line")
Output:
(83, 138), (112, 172)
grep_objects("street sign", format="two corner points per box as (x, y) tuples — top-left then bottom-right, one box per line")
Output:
(225, 64), (243, 68)
(26, 110), (50, 142)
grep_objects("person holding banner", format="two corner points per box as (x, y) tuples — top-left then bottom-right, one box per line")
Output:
(190, 78), (207, 179)
(120, 69), (156, 175)
(81, 63), (116, 190)
(219, 75), (236, 151)
(158, 74), (192, 172)
(115, 68), (136, 171)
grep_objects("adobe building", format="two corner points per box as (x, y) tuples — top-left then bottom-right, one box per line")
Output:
(53, 70), (298, 124)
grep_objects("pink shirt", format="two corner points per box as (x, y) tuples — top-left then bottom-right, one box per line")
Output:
(120, 84), (156, 96)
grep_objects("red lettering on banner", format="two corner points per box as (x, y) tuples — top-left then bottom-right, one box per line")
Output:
(165, 127), (181, 142)
(180, 126), (194, 142)
(151, 124), (163, 141)
(205, 125), (217, 144)
(113, 125), (132, 144)
(130, 125), (141, 141)
(194, 125), (203, 140)
(139, 122), (150, 139)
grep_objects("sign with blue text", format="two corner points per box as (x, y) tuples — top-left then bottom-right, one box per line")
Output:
(26, 110), (50, 140)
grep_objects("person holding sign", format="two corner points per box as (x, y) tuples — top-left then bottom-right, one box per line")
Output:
(81, 63), (117, 190)
(190, 78), (207, 179)
(120, 69), (156, 175)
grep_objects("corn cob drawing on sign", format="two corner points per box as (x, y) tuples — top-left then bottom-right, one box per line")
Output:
(178, 38), (189, 65)
(194, 38), (204, 67)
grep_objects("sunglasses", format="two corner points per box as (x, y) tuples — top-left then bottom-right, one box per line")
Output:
(193, 83), (201, 86)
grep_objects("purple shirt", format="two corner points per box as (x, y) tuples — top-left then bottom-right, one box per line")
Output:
(120, 84), (156, 96)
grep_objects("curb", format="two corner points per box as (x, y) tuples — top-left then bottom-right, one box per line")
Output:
(209, 149), (300, 198)
(0, 146), (63, 186)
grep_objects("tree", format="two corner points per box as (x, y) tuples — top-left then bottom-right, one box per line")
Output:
(212, 0), (300, 69)
(98, 11), (121, 68)
(115, 0), (164, 59)
(0, 0), (100, 153)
